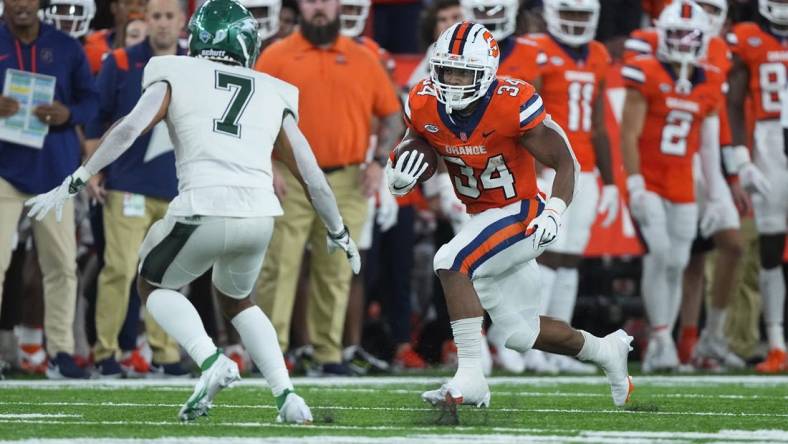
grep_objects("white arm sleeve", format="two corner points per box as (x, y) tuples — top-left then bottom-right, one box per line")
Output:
(83, 82), (168, 176)
(282, 114), (345, 235)
(699, 114), (727, 200)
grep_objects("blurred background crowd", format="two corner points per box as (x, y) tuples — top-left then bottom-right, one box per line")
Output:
(0, 0), (785, 380)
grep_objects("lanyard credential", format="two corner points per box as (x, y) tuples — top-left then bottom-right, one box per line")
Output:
(14, 39), (36, 73)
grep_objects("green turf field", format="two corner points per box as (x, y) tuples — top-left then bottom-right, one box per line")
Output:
(1, 376), (787, 443)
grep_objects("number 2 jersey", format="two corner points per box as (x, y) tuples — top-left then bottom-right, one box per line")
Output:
(727, 22), (788, 121)
(404, 78), (546, 214)
(622, 56), (725, 203)
(142, 55), (298, 217)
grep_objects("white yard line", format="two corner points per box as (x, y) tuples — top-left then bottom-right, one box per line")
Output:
(1, 429), (787, 444)
(0, 414), (81, 419)
(1, 400), (787, 418)
(2, 375), (788, 389)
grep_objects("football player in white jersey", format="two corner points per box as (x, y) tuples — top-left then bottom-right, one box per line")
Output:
(26, 0), (360, 423)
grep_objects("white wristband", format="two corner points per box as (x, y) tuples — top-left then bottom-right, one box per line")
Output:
(544, 197), (567, 216)
(721, 145), (751, 175)
(626, 174), (645, 194)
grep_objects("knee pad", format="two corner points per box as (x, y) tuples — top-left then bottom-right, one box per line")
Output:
(474, 262), (541, 353)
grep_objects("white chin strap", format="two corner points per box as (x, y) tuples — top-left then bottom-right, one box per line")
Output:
(675, 61), (693, 95)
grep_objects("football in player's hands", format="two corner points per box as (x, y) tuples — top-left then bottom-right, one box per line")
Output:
(392, 137), (438, 183)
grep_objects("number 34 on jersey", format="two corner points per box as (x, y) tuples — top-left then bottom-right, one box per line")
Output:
(405, 77), (546, 214)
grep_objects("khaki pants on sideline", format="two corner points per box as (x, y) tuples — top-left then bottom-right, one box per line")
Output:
(0, 177), (77, 356)
(725, 217), (762, 359)
(256, 163), (367, 363)
(94, 190), (179, 363)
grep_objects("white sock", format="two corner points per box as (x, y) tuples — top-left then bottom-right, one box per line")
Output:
(232, 306), (293, 397)
(706, 306), (727, 339)
(539, 265), (557, 315)
(548, 267), (579, 323)
(14, 325), (43, 345)
(145, 289), (217, 368)
(451, 317), (483, 370)
(641, 253), (671, 329)
(576, 330), (609, 366)
(760, 267), (786, 351)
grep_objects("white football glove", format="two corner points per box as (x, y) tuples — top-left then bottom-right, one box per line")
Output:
(527, 197), (566, 249)
(327, 225), (361, 274)
(25, 166), (90, 222)
(376, 178), (399, 232)
(722, 145), (771, 195)
(597, 184), (619, 228)
(386, 150), (428, 197)
(739, 162), (771, 195)
(699, 197), (728, 238)
(626, 175), (662, 225)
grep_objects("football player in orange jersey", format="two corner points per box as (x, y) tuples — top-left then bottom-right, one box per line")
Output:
(621, 1), (731, 372)
(624, 1), (751, 370)
(500, 0), (617, 375)
(461, 0), (541, 82)
(727, 0), (788, 373)
(388, 21), (633, 408)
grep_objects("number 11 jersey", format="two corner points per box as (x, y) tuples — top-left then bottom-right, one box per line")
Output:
(622, 56), (724, 203)
(524, 33), (610, 173)
(142, 55), (298, 217)
(404, 77), (546, 214)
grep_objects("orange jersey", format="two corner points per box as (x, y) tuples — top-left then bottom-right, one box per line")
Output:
(354, 36), (396, 74)
(622, 56), (725, 203)
(526, 33), (610, 172)
(84, 29), (114, 75)
(624, 30), (733, 146)
(497, 36), (541, 83)
(727, 22), (788, 121)
(404, 78), (545, 214)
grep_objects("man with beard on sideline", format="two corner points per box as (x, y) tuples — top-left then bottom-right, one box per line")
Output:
(254, 0), (403, 375)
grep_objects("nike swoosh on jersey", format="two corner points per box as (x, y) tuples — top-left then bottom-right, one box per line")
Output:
(482, 130), (496, 138)
(0, 54), (10, 62)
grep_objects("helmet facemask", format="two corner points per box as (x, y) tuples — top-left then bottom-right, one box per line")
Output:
(656, 2), (711, 94)
(760, 0), (788, 29)
(240, 0), (281, 41)
(544, 0), (600, 47)
(430, 55), (494, 113)
(44, 0), (96, 38)
(460, 0), (517, 41)
(339, 0), (370, 37)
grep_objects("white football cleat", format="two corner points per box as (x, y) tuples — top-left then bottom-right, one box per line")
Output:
(693, 330), (746, 369)
(548, 354), (597, 374)
(600, 329), (634, 406)
(642, 335), (679, 373)
(422, 382), (491, 408)
(494, 345), (526, 373)
(178, 353), (240, 421)
(276, 392), (313, 424)
(522, 349), (559, 374)
(422, 368), (490, 408)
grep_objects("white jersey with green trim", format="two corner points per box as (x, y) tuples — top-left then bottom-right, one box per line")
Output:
(142, 55), (298, 217)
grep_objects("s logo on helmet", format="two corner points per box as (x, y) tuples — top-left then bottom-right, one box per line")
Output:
(482, 30), (499, 58)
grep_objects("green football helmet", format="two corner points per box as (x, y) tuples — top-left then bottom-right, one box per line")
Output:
(188, 0), (261, 68)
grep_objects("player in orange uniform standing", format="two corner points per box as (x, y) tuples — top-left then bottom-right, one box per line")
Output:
(621, 1), (732, 372)
(503, 0), (617, 375)
(624, 0), (753, 370)
(727, 0), (788, 373)
(388, 21), (633, 408)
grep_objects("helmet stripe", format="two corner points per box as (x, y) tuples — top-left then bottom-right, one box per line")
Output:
(450, 22), (472, 55)
(681, 3), (692, 18)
